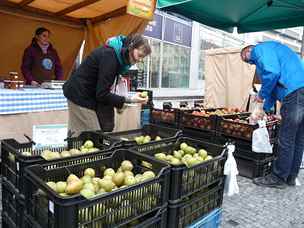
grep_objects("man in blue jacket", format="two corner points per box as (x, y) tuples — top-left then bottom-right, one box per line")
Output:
(241, 41), (304, 188)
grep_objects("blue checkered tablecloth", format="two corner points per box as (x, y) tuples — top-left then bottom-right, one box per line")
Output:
(0, 88), (67, 114)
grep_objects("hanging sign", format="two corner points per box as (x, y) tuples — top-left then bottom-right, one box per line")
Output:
(127, 0), (155, 20)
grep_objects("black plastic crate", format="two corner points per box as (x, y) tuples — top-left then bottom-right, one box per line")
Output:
(133, 137), (227, 203)
(180, 109), (218, 132)
(129, 206), (167, 228)
(216, 113), (280, 142)
(24, 149), (170, 228)
(2, 177), (26, 228)
(23, 206), (167, 228)
(102, 124), (182, 148)
(182, 128), (217, 142)
(180, 108), (248, 132)
(215, 135), (278, 161)
(1, 131), (113, 196)
(66, 130), (120, 150)
(150, 108), (180, 128)
(167, 181), (224, 228)
(235, 155), (275, 178)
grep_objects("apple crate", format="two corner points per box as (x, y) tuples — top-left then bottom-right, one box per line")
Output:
(2, 177), (26, 228)
(150, 108), (180, 128)
(133, 137), (227, 203)
(23, 149), (170, 228)
(216, 113), (279, 141)
(102, 124), (182, 148)
(180, 108), (248, 133)
(180, 109), (218, 133)
(1, 131), (113, 196)
(167, 181), (224, 228)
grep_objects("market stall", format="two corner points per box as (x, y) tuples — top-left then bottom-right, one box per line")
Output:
(0, 88), (68, 141)
(0, 0), (153, 140)
(2, 0), (304, 228)
(0, 88), (142, 140)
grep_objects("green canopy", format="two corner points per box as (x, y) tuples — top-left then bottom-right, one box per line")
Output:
(157, 0), (304, 33)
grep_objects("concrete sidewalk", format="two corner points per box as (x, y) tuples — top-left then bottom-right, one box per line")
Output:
(222, 170), (304, 228)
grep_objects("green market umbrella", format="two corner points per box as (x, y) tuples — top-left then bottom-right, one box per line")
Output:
(157, 0), (304, 33)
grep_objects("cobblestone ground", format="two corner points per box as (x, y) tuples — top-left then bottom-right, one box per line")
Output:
(222, 170), (304, 228)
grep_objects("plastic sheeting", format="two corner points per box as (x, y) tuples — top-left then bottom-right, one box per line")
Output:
(204, 47), (256, 109)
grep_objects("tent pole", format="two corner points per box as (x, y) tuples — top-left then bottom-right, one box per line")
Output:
(301, 27), (304, 58)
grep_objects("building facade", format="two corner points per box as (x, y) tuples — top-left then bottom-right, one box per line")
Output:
(141, 10), (303, 108)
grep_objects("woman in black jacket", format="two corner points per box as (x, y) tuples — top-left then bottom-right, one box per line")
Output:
(63, 34), (151, 134)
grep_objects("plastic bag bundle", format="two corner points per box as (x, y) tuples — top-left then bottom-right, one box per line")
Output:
(224, 144), (239, 197)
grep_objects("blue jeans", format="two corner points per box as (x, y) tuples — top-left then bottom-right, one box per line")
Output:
(272, 87), (304, 180)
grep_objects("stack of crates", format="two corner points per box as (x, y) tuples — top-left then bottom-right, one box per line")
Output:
(215, 112), (280, 178)
(183, 111), (280, 179)
(133, 137), (227, 227)
(2, 125), (228, 227)
(1, 131), (115, 228)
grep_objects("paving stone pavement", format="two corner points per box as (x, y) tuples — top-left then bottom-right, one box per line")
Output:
(222, 170), (304, 228)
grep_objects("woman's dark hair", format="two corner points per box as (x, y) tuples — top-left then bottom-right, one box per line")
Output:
(125, 33), (151, 56)
(35, 27), (50, 36)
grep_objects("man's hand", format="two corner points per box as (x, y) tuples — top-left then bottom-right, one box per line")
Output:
(254, 95), (263, 103)
(249, 101), (265, 124)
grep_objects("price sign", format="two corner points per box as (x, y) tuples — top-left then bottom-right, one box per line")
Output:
(33, 124), (67, 149)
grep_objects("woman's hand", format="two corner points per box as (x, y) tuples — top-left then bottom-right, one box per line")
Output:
(31, 81), (40, 86)
(130, 93), (148, 104)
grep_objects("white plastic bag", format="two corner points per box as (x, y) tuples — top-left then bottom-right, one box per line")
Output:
(252, 120), (273, 154)
(111, 76), (128, 97)
(224, 144), (239, 197)
(249, 101), (265, 125)
(111, 76), (129, 114)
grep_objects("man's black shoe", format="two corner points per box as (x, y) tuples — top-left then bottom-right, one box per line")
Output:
(253, 174), (287, 189)
(287, 176), (296, 186)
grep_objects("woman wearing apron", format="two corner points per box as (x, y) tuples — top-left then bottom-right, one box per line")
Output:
(21, 27), (63, 85)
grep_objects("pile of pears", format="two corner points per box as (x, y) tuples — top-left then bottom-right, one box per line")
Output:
(21, 140), (99, 160)
(46, 160), (156, 199)
(134, 135), (162, 145)
(154, 142), (213, 167)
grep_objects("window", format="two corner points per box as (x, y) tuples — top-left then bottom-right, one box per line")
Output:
(198, 40), (220, 80)
(138, 38), (161, 88)
(161, 43), (191, 88)
(149, 39), (161, 88)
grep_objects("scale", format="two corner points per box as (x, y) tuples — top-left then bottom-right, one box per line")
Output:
(41, 80), (65, 89)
